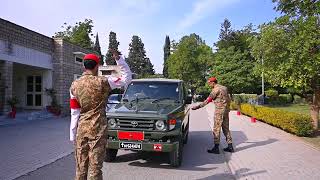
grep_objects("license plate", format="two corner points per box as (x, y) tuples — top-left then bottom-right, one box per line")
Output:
(119, 142), (142, 150)
(118, 131), (144, 141)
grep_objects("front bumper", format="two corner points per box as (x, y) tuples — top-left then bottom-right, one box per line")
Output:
(106, 129), (181, 152)
(106, 140), (178, 152)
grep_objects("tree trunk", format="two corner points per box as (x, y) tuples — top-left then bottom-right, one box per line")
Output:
(309, 89), (320, 130)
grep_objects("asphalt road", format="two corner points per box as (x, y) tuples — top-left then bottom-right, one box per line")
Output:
(15, 107), (234, 180)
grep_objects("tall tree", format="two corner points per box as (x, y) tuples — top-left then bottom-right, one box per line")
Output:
(251, 0), (320, 129)
(219, 18), (232, 40)
(272, 0), (320, 17)
(105, 31), (120, 65)
(163, 35), (171, 78)
(127, 35), (155, 77)
(54, 19), (94, 49)
(167, 34), (213, 93)
(93, 33), (103, 65)
(211, 20), (260, 95)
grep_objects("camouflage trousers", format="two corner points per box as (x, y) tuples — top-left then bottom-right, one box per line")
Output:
(75, 135), (106, 180)
(213, 108), (233, 144)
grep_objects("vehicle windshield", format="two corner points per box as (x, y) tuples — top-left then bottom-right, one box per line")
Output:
(123, 82), (180, 103)
(108, 94), (119, 102)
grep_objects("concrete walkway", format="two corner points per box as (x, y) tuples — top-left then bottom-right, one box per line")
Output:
(0, 117), (73, 180)
(203, 103), (320, 180)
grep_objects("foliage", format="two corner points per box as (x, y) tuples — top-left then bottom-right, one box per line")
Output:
(272, 0), (320, 17)
(250, 16), (320, 94)
(167, 33), (213, 93)
(54, 19), (94, 50)
(240, 103), (313, 136)
(251, 0), (320, 128)
(211, 20), (261, 94)
(45, 88), (60, 109)
(230, 101), (238, 110)
(142, 74), (164, 79)
(265, 89), (278, 97)
(127, 35), (155, 77)
(7, 96), (19, 108)
(163, 35), (171, 78)
(105, 31), (120, 65)
(211, 46), (260, 94)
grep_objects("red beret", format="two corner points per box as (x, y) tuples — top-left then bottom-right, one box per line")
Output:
(83, 54), (100, 64)
(208, 77), (217, 83)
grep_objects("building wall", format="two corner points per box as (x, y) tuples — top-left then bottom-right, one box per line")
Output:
(53, 38), (94, 114)
(0, 39), (53, 69)
(0, 61), (13, 112)
(0, 18), (53, 55)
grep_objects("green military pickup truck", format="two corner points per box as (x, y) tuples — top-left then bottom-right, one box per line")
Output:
(105, 78), (192, 167)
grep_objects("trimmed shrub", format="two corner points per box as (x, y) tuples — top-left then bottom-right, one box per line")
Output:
(293, 95), (306, 104)
(240, 103), (313, 137)
(230, 101), (238, 110)
(266, 94), (292, 105)
(265, 89), (278, 97)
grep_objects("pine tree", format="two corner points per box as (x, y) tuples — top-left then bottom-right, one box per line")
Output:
(163, 35), (170, 78)
(93, 33), (103, 65)
(105, 31), (120, 65)
(127, 35), (155, 77)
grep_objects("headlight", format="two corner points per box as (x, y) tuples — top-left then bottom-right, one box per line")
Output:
(108, 118), (117, 128)
(155, 120), (166, 131)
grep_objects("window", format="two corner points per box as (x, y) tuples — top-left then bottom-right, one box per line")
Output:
(74, 74), (82, 80)
(102, 71), (112, 75)
(75, 56), (83, 64)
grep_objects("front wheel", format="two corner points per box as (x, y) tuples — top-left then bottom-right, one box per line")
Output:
(105, 148), (118, 162)
(169, 138), (183, 167)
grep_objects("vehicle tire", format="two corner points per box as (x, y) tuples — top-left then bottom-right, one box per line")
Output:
(105, 148), (118, 162)
(169, 138), (183, 167)
(183, 122), (189, 144)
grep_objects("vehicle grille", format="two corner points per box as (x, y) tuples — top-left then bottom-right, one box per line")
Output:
(117, 119), (155, 130)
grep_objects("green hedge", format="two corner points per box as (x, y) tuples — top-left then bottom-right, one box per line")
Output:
(239, 103), (313, 137)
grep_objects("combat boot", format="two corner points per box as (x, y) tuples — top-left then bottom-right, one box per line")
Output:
(207, 144), (220, 154)
(223, 143), (234, 152)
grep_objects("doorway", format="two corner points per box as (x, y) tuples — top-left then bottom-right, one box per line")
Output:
(26, 75), (42, 108)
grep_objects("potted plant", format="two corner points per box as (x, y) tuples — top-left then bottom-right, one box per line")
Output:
(7, 96), (19, 118)
(45, 88), (62, 116)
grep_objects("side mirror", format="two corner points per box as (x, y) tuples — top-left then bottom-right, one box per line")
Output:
(185, 95), (192, 104)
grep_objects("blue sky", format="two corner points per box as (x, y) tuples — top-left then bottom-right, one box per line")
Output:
(1, 0), (280, 73)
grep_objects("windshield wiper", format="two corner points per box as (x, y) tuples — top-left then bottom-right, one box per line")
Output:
(151, 98), (180, 103)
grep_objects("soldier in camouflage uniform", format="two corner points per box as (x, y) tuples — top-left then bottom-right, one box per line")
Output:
(192, 77), (234, 154)
(69, 50), (132, 180)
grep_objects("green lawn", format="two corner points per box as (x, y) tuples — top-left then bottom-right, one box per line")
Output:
(265, 104), (310, 115)
(265, 104), (320, 149)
